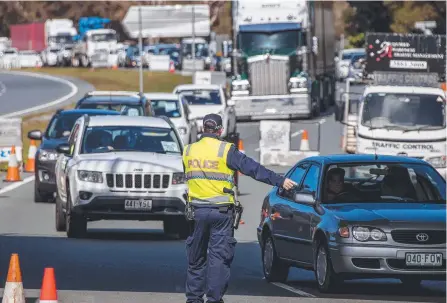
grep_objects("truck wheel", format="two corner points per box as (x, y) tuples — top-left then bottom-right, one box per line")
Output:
(72, 56), (80, 67)
(81, 55), (90, 68)
(312, 98), (321, 118)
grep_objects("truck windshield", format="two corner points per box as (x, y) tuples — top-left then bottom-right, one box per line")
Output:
(152, 99), (181, 118)
(342, 51), (365, 60)
(49, 35), (73, 44)
(178, 90), (221, 105)
(361, 93), (446, 130)
(239, 30), (301, 54)
(91, 33), (116, 42)
(182, 43), (208, 57)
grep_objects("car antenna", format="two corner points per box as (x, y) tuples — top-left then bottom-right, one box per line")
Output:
(363, 93), (378, 160)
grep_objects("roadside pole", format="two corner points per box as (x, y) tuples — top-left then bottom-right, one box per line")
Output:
(138, 5), (144, 94)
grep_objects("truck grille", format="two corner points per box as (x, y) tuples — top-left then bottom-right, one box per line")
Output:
(249, 58), (289, 96)
(106, 173), (170, 189)
(391, 230), (446, 245)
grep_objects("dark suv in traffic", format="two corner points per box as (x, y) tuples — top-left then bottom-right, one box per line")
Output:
(28, 109), (119, 202)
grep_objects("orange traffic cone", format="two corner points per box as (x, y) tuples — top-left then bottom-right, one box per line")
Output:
(5, 145), (21, 182)
(238, 138), (245, 176)
(169, 61), (175, 73)
(300, 130), (310, 151)
(39, 268), (58, 303)
(2, 253), (25, 303)
(24, 140), (37, 173)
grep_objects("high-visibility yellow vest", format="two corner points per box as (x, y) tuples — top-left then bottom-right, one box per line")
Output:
(183, 136), (235, 205)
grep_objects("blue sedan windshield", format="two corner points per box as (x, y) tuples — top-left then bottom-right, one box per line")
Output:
(323, 163), (446, 203)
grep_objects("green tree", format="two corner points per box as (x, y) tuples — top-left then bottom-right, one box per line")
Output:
(343, 1), (392, 48)
(385, 1), (446, 34)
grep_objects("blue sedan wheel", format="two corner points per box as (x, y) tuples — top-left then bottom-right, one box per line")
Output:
(262, 234), (289, 283)
(314, 240), (341, 292)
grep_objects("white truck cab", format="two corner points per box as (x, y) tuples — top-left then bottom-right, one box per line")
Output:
(72, 29), (118, 67)
(336, 81), (446, 179)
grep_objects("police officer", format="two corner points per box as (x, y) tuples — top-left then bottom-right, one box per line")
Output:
(183, 114), (297, 303)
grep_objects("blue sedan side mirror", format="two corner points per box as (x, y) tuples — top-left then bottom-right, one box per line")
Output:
(294, 192), (316, 205)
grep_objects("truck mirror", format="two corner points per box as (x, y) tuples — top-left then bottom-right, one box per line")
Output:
(334, 101), (344, 122)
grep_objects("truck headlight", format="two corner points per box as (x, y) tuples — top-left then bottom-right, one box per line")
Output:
(232, 80), (250, 91)
(77, 170), (103, 183)
(178, 127), (187, 135)
(289, 77), (307, 90)
(172, 172), (185, 185)
(353, 226), (387, 242)
(39, 150), (58, 161)
(426, 156), (446, 168)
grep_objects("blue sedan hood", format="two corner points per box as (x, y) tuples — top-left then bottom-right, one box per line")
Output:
(325, 203), (446, 223)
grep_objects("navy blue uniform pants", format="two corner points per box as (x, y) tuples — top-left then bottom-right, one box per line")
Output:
(185, 207), (237, 303)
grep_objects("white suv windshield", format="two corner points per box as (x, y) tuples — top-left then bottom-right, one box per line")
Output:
(179, 90), (221, 105)
(81, 126), (181, 154)
(152, 99), (181, 118)
(361, 93), (446, 131)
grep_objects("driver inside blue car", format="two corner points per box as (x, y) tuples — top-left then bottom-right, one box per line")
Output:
(325, 167), (358, 202)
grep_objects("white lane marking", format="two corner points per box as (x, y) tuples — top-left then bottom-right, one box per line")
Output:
(0, 70), (78, 118)
(0, 175), (35, 195)
(255, 147), (260, 152)
(271, 282), (316, 298)
(290, 118), (326, 138)
(291, 130), (304, 138)
(0, 81), (6, 97)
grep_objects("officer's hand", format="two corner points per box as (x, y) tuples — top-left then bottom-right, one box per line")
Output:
(282, 178), (297, 190)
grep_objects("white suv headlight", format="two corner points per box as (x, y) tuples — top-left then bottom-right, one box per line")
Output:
(77, 170), (103, 183)
(426, 156), (446, 168)
(353, 226), (387, 242)
(39, 150), (58, 161)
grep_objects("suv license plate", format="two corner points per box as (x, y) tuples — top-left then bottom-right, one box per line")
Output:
(124, 199), (152, 211)
(405, 253), (443, 266)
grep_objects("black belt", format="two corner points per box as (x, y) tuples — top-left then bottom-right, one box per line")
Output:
(192, 204), (234, 213)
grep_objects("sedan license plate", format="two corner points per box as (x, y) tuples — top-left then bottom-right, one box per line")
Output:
(124, 199), (152, 211)
(405, 253), (443, 267)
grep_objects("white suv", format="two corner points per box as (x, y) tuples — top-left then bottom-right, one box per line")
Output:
(145, 93), (198, 145)
(54, 115), (188, 239)
(173, 84), (237, 139)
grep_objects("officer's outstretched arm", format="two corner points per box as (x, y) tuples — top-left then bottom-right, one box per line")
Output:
(227, 146), (285, 187)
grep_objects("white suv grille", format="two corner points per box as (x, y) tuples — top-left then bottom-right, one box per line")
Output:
(106, 173), (170, 189)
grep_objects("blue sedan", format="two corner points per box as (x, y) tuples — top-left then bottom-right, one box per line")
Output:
(257, 154), (446, 293)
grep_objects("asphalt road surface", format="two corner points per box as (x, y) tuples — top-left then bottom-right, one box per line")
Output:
(0, 77), (444, 302)
(0, 70), (94, 117)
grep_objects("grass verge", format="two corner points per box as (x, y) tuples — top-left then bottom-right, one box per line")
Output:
(2, 68), (192, 171)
